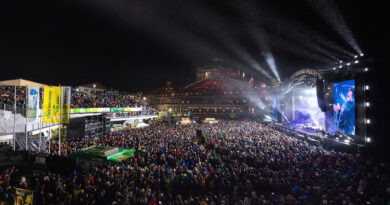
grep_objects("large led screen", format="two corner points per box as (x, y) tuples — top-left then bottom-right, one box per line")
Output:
(292, 88), (325, 129)
(333, 80), (355, 135)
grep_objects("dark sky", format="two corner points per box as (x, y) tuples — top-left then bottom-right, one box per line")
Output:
(0, 0), (388, 92)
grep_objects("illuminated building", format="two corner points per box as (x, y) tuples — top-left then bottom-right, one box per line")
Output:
(149, 66), (270, 119)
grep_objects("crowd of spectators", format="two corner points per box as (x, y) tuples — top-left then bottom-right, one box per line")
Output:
(0, 86), (27, 108)
(71, 91), (145, 108)
(0, 87), (146, 109)
(1, 121), (389, 204)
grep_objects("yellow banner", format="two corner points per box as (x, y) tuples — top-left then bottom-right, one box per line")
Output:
(42, 87), (51, 123)
(50, 86), (60, 123)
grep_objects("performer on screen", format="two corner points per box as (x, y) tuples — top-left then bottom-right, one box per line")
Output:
(333, 87), (355, 135)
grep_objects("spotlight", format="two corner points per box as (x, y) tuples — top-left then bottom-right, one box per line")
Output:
(299, 96), (303, 99)
(344, 139), (350, 144)
(366, 119), (371, 124)
(354, 60), (359, 64)
(364, 67), (369, 72)
(365, 85), (370, 90)
(366, 102), (370, 107)
(366, 137), (371, 143)
(360, 53), (364, 57)
(339, 65), (343, 68)
(346, 62), (351, 66)
(333, 67), (336, 70)
(354, 55), (358, 58)
(339, 60), (343, 63)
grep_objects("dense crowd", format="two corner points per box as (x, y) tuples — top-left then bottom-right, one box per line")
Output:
(71, 91), (145, 108)
(0, 86), (28, 107)
(0, 87), (146, 109)
(1, 121), (390, 204)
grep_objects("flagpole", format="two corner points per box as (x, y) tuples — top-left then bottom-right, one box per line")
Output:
(38, 109), (42, 152)
(25, 85), (28, 151)
(13, 86), (16, 151)
(38, 88), (42, 152)
(58, 85), (62, 156)
(49, 86), (52, 155)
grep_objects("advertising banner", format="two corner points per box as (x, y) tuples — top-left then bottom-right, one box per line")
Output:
(70, 107), (142, 113)
(90, 107), (110, 112)
(26, 87), (39, 121)
(61, 86), (71, 123)
(71, 108), (80, 114)
(110, 107), (124, 112)
(80, 108), (90, 113)
(50, 86), (60, 123)
(123, 107), (142, 112)
(14, 188), (34, 205)
(42, 87), (51, 123)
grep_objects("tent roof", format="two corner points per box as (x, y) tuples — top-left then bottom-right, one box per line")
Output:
(0, 78), (48, 87)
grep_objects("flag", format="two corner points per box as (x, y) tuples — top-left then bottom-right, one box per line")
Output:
(42, 87), (51, 123)
(60, 86), (71, 123)
(26, 87), (39, 121)
(50, 86), (60, 123)
(249, 77), (254, 88)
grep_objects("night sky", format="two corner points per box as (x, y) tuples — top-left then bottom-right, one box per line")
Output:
(1, 0), (387, 91)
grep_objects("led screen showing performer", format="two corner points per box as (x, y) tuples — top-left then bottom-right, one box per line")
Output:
(333, 80), (355, 135)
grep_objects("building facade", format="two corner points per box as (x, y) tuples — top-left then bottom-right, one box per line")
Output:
(150, 67), (271, 119)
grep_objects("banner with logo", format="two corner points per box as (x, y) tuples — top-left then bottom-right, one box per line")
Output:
(123, 107), (142, 112)
(14, 188), (34, 205)
(60, 86), (71, 123)
(90, 107), (110, 112)
(27, 87), (39, 121)
(50, 86), (60, 123)
(42, 87), (51, 123)
(110, 107), (124, 112)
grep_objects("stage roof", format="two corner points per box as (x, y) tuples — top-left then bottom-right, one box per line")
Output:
(0, 78), (48, 87)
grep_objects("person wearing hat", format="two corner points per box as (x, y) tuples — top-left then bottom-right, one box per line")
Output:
(333, 87), (355, 135)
